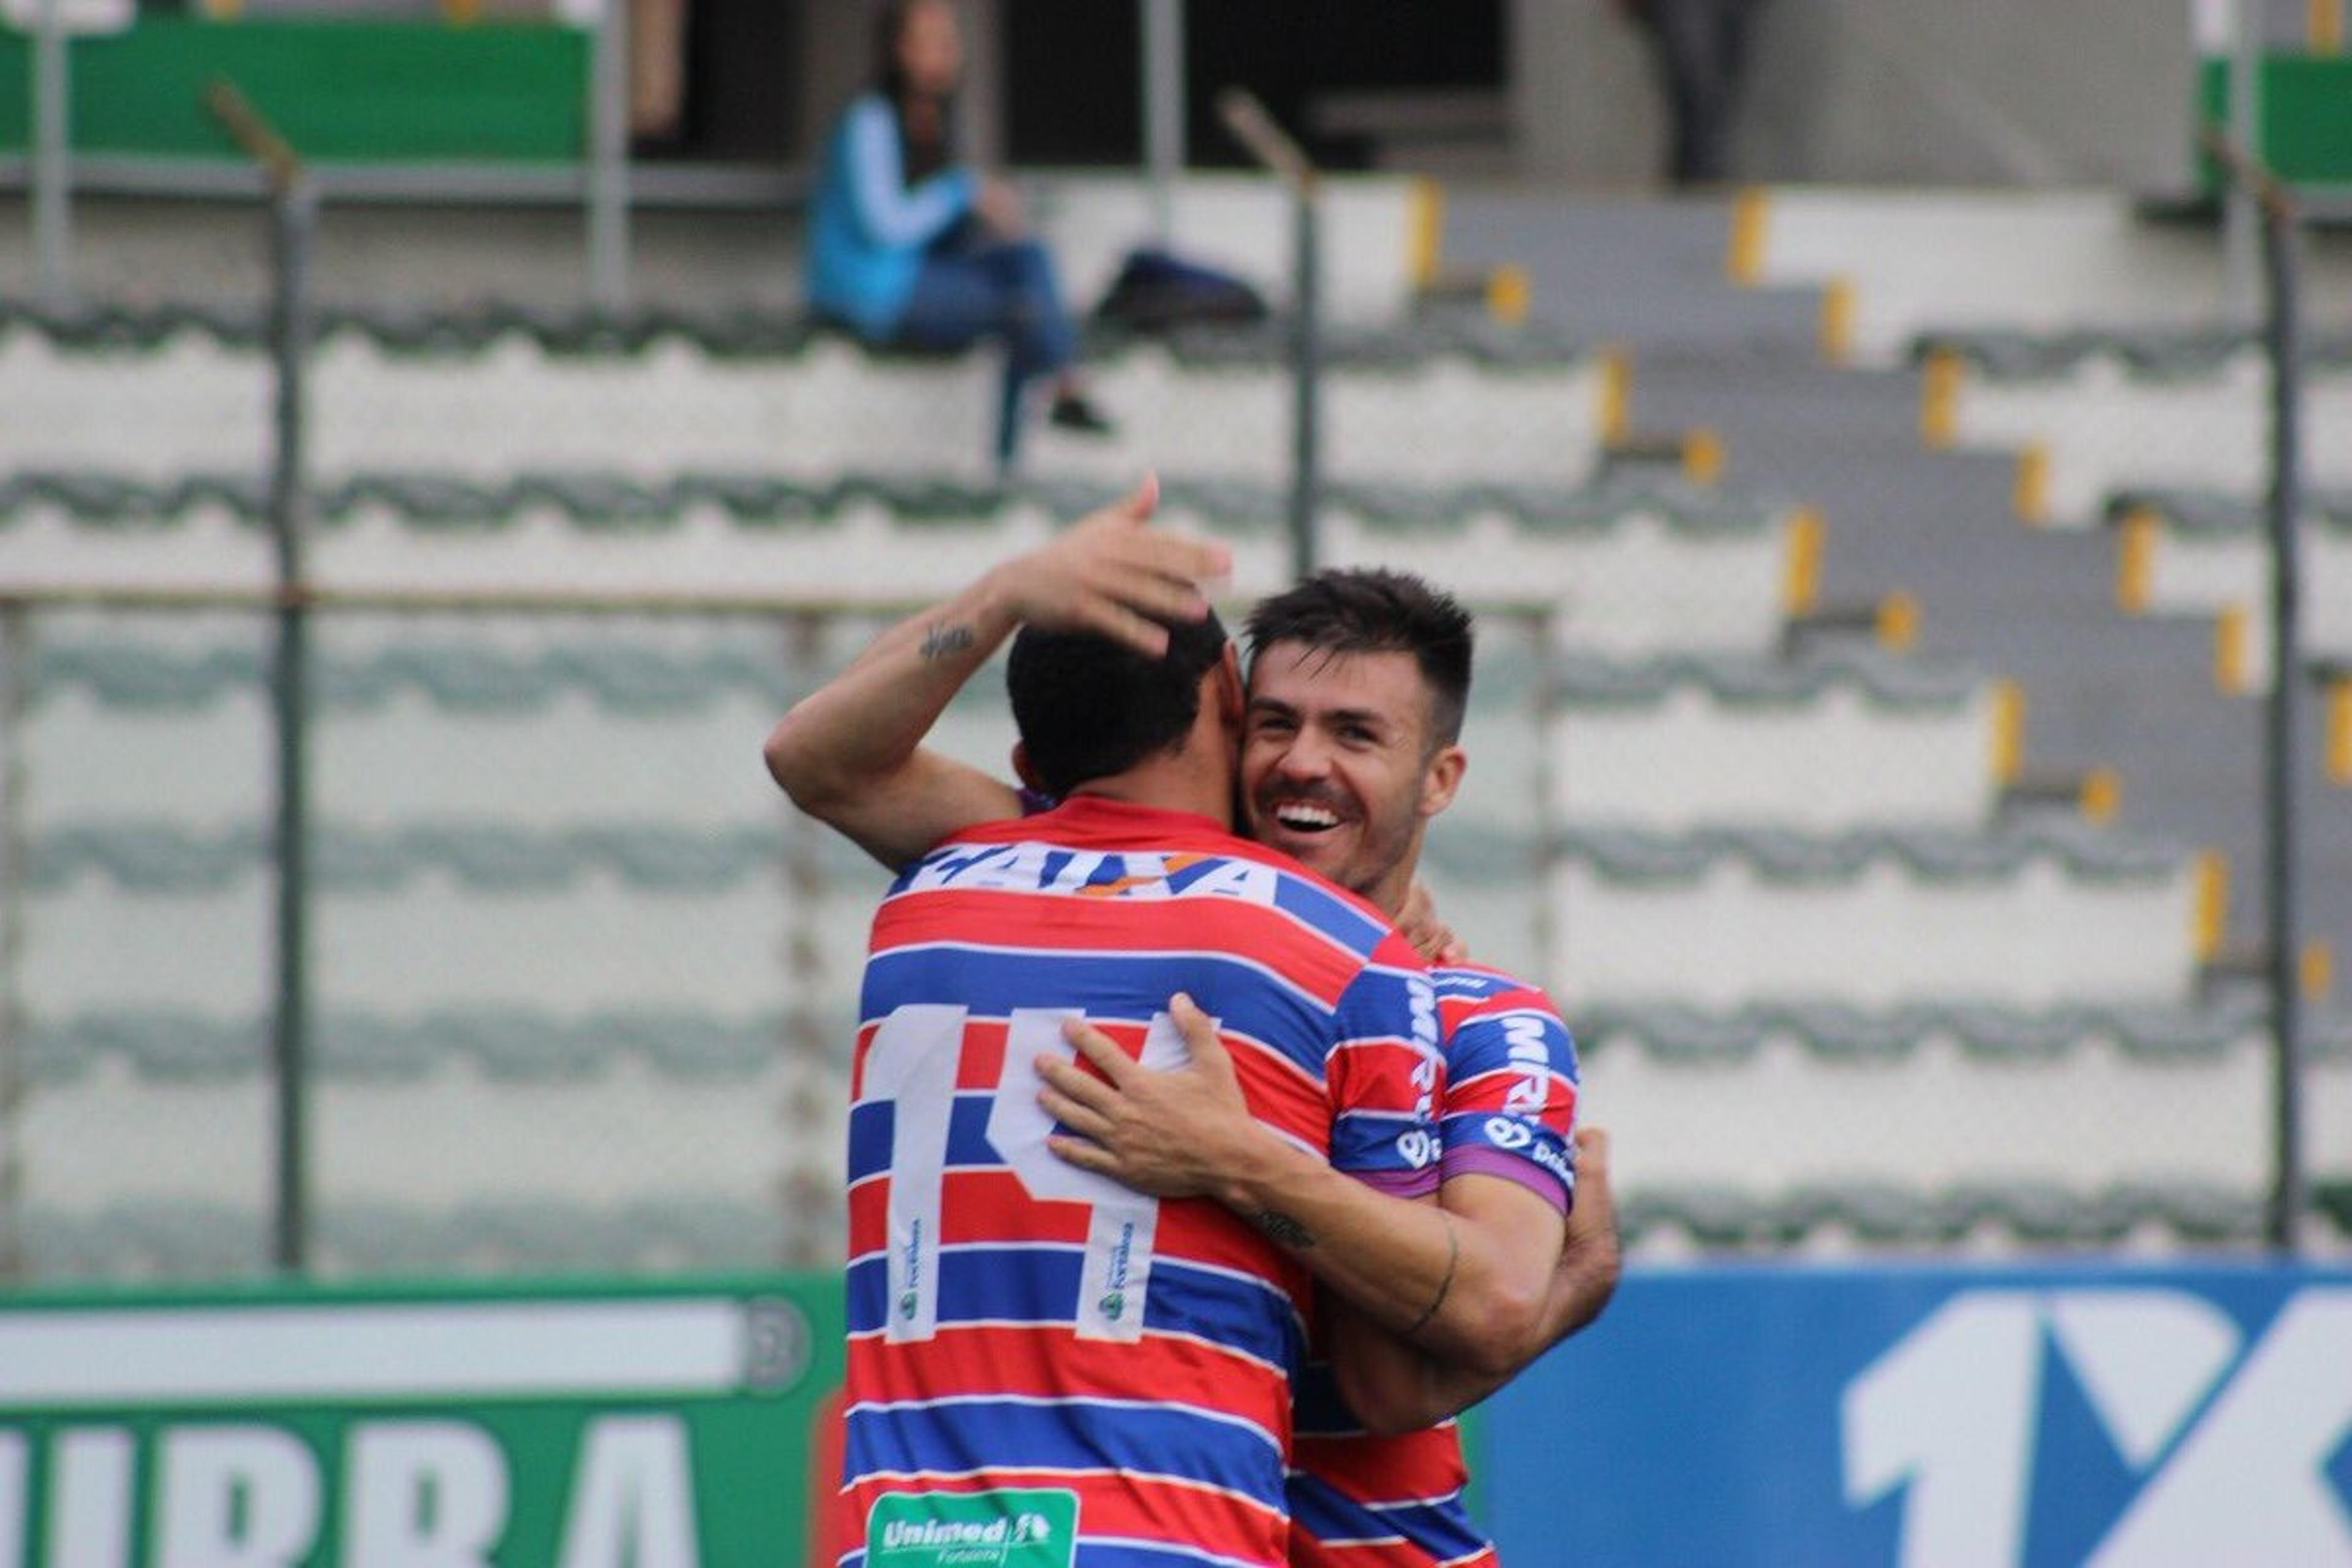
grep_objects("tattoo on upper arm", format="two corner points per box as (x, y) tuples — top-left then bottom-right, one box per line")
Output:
(1251, 1210), (1316, 1250)
(920, 621), (977, 660)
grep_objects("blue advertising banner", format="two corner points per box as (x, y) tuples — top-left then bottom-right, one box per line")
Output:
(1480, 1264), (2352, 1567)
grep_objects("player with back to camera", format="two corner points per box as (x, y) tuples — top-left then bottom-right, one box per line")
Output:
(823, 533), (1458, 1565)
(766, 478), (1621, 1566)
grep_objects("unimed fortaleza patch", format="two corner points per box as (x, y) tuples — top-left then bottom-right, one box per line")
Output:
(867, 1488), (1080, 1568)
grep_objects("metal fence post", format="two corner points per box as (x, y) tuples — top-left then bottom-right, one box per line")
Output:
(0, 606), (29, 1282)
(208, 80), (316, 1273)
(2258, 186), (2308, 1256)
(1141, 0), (1186, 242)
(2223, 0), (2265, 319)
(2207, 119), (2312, 1256)
(1290, 185), (1323, 582)
(266, 173), (319, 1276)
(1216, 89), (1322, 579)
(31, 0), (74, 307)
(588, 0), (632, 308)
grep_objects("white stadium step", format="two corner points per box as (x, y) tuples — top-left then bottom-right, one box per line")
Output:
(0, 477), (1797, 655)
(1924, 332), (2352, 526)
(1027, 172), (1426, 328)
(1741, 187), (2352, 367)
(1539, 650), (2000, 832)
(24, 824), (794, 1020)
(0, 307), (1608, 489)
(2110, 490), (2352, 676)
(20, 1001), (2342, 1268)
(1542, 825), (2200, 1012)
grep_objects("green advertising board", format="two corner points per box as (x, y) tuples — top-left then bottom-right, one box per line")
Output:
(0, 1272), (845, 1565)
(0, 18), (589, 162)
(2199, 53), (2352, 187)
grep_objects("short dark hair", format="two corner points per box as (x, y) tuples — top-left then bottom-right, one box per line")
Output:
(1008, 610), (1231, 797)
(1243, 569), (1474, 747)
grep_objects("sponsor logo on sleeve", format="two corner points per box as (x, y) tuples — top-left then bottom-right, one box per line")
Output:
(1482, 1116), (1534, 1151)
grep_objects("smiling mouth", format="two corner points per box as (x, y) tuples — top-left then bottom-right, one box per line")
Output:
(1270, 802), (1346, 835)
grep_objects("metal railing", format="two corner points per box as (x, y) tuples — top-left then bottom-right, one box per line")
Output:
(1216, 88), (1323, 581)
(10, 0), (1203, 312)
(2203, 121), (2313, 1256)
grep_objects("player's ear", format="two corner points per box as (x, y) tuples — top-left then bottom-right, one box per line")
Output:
(1420, 742), (1466, 819)
(1012, 742), (1044, 793)
(1213, 643), (1245, 726)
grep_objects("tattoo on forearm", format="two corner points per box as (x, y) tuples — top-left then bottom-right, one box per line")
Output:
(919, 621), (976, 660)
(1251, 1210), (1316, 1250)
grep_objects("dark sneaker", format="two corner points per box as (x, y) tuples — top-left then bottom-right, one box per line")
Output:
(1047, 391), (1117, 437)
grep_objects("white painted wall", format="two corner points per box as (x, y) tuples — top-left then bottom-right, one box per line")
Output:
(1510, 0), (2201, 189)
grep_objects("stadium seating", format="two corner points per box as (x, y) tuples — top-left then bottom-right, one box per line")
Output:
(1593, 999), (2352, 1253)
(1735, 187), (2352, 367)
(1919, 329), (2352, 526)
(0, 475), (1790, 655)
(0, 305), (1611, 489)
(2106, 488), (2352, 671)
(1540, 649), (2000, 831)
(1546, 824), (2199, 1011)
(1025, 172), (1426, 327)
(6, 172), (2350, 1268)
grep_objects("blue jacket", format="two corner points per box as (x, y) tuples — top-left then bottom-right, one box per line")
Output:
(807, 93), (979, 339)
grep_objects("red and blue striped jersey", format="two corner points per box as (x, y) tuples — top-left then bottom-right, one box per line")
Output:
(842, 797), (1446, 1568)
(1288, 963), (1581, 1568)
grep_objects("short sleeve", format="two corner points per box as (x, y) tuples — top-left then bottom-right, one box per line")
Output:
(1437, 978), (1579, 1211)
(1322, 955), (1444, 1198)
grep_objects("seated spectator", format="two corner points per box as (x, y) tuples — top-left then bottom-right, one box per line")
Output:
(807, 0), (1112, 472)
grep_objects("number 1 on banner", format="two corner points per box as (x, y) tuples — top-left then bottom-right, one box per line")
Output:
(1841, 1293), (2043, 1568)
(862, 1005), (1186, 1344)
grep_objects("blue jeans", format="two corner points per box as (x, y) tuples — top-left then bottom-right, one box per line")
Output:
(895, 234), (1080, 468)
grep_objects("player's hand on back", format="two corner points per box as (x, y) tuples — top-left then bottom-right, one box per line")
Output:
(1552, 1125), (1622, 1339)
(1396, 878), (1466, 965)
(986, 475), (1232, 658)
(1039, 993), (1262, 1200)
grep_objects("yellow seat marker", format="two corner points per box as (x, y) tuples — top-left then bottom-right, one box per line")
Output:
(2193, 851), (2229, 963)
(1727, 187), (1770, 285)
(1782, 506), (1825, 617)
(2215, 605), (2252, 695)
(1486, 264), (1531, 326)
(1989, 679), (2025, 786)
(1683, 428), (1726, 486)
(1819, 277), (1857, 364)
(1405, 178), (1446, 291)
(2305, 940), (2336, 1001)
(2081, 768), (2122, 825)
(2327, 676), (2352, 783)
(1920, 350), (1963, 449)
(1599, 349), (1632, 447)
(1877, 591), (1920, 654)
(2013, 445), (2052, 526)
(2116, 508), (2160, 612)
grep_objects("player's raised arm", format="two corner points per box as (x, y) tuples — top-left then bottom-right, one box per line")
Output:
(762, 475), (1231, 869)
